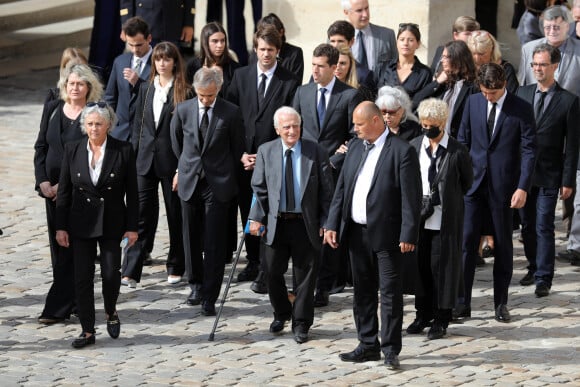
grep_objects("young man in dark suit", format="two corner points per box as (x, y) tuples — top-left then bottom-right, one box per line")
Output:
(226, 25), (300, 291)
(249, 107), (334, 344)
(324, 101), (421, 369)
(457, 63), (536, 323)
(105, 17), (152, 142)
(170, 67), (245, 316)
(516, 43), (579, 296)
(292, 43), (363, 307)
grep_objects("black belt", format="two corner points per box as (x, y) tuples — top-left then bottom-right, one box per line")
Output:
(277, 212), (303, 220)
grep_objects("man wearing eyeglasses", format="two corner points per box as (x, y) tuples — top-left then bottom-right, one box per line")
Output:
(516, 44), (579, 298)
(518, 6), (580, 97)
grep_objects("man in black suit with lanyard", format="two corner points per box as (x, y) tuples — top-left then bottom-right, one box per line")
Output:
(516, 43), (579, 296)
(171, 67), (244, 316)
(324, 101), (422, 369)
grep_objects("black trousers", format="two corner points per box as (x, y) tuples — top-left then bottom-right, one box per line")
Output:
(415, 228), (451, 327)
(181, 179), (228, 304)
(73, 237), (121, 334)
(41, 198), (75, 319)
(348, 223), (403, 355)
(262, 217), (318, 330)
(122, 171), (184, 280)
(237, 168), (261, 264)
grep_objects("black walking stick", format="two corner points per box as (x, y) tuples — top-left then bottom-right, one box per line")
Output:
(208, 233), (245, 341)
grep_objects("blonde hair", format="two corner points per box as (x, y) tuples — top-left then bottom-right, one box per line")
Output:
(337, 46), (359, 89)
(417, 98), (449, 123)
(467, 30), (502, 64)
(58, 63), (104, 103)
(59, 47), (88, 71)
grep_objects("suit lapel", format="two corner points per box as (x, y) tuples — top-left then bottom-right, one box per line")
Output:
(96, 137), (119, 188)
(453, 84), (469, 118)
(370, 134), (391, 188)
(538, 87), (561, 127)
(202, 99), (220, 154)
(323, 82), (343, 128)
(271, 141), (283, 203)
(157, 90), (173, 133)
(259, 73), (283, 118)
(491, 94), (509, 144)
(300, 142), (313, 202)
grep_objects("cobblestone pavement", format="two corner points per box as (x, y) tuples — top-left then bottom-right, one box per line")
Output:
(0, 71), (579, 386)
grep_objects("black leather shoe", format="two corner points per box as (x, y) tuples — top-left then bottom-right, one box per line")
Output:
(313, 290), (329, 307)
(72, 332), (95, 349)
(293, 326), (309, 344)
(519, 270), (535, 286)
(556, 249), (580, 263)
(481, 245), (494, 258)
(406, 318), (432, 334)
(106, 313), (121, 339)
(250, 271), (268, 294)
(186, 284), (202, 306)
(38, 316), (64, 325)
(495, 304), (511, 323)
(237, 261), (259, 282)
(476, 254), (486, 267)
(201, 301), (216, 316)
(339, 346), (381, 363)
(535, 283), (550, 298)
(269, 318), (288, 334)
(571, 255), (580, 266)
(383, 352), (400, 370)
(142, 252), (153, 266)
(452, 304), (471, 319)
(427, 323), (446, 340)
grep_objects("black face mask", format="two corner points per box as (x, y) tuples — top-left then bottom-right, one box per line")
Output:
(422, 126), (442, 139)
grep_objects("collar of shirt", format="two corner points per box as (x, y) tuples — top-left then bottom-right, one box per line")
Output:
(281, 138), (302, 156)
(318, 77), (336, 107)
(535, 81), (557, 95)
(133, 46), (152, 69)
(421, 129), (449, 151)
(366, 127), (388, 151)
(257, 62), (277, 83)
(488, 88), (507, 113)
(86, 137), (108, 153)
(87, 137), (108, 184)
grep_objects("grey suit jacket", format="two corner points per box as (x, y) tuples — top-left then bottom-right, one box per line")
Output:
(170, 97), (244, 203)
(369, 23), (398, 71)
(249, 139), (335, 249)
(518, 37), (580, 96)
(292, 78), (363, 158)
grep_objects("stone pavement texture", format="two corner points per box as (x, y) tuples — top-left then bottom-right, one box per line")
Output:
(1, 69), (580, 386)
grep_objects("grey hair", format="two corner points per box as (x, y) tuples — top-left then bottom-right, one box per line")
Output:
(273, 106), (301, 129)
(416, 98), (449, 123)
(340, 0), (351, 11)
(58, 63), (104, 103)
(375, 86), (419, 123)
(193, 66), (224, 90)
(80, 103), (117, 134)
(542, 5), (570, 23)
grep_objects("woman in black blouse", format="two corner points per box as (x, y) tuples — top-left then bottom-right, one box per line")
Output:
(375, 23), (432, 109)
(34, 63), (103, 325)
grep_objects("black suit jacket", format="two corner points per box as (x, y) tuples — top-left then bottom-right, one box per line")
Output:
(105, 52), (152, 141)
(55, 136), (139, 239)
(120, 0), (195, 43)
(131, 82), (179, 178)
(516, 83), (579, 188)
(249, 139), (335, 249)
(226, 64), (299, 153)
(170, 97), (244, 202)
(34, 100), (85, 192)
(292, 78), (364, 157)
(325, 134), (422, 250)
(458, 92), (536, 206)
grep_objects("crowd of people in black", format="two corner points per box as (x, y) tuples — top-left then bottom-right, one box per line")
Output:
(33, 0), (580, 370)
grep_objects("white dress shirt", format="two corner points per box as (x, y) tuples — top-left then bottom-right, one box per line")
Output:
(419, 132), (449, 230)
(487, 89), (507, 136)
(87, 138), (107, 186)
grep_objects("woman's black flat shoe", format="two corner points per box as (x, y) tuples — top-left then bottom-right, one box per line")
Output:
(71, 333), (95, 348)
(106, 314), (121, 339)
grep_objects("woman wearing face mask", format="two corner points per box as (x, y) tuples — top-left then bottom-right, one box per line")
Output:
(407, 98), (473, 340)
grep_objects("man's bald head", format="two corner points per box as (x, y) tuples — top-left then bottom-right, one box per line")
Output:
(352, 101), (385, 143)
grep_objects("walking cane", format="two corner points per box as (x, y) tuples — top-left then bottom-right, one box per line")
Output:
(208, 234), (245, 341)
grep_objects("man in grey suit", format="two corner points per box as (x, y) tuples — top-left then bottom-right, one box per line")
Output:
(105, 17), (152, 141)
(518, 6), (580, 97)
(341, 0), (397, 72)
(293, 43), (363, 306)
(170, 67), (244, 316)
(249, 107), (334, 344)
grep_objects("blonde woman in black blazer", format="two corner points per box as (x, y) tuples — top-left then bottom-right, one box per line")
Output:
(56, 102), (138, 348)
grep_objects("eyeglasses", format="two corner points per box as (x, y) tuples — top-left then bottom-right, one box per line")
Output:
(399, 23), (419, 30)
(86, 101), (108, 108)
(543, 24), (562, 32)
(530, 62), (551, 68)
(381, 108), (401, 115)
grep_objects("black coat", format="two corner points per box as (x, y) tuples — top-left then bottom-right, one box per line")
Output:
(409, 135), (473, 306)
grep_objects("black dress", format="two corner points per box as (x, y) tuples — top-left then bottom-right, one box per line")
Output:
(375, 57), (432, 109)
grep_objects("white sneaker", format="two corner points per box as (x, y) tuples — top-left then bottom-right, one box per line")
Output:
(121, 277), (137, 288)
(167, 275), (181, 284)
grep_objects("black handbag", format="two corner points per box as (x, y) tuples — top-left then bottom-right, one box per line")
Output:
(420, 152), (448, 222)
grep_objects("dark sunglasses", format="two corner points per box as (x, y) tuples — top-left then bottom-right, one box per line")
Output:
(399, 23), (419, 30)
(86, 101), (107, 108)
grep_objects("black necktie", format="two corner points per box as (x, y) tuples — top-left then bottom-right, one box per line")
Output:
(425, 146), (445, 206)
(285, 148), (296, 212)
(317, 88), (327, 128)
(199, 106), (209, 145)
(535, 91), (547, 120)
(258, 73), (267, 108)
(357, 30), (368, 70)
(487, 102), (497, 139)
